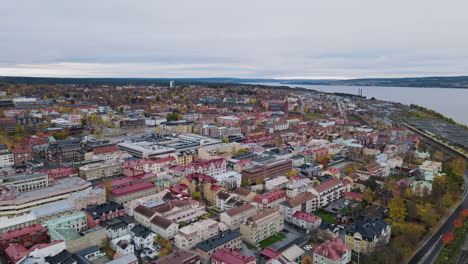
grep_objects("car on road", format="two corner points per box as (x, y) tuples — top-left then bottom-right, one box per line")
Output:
(303, 245), (313, 251)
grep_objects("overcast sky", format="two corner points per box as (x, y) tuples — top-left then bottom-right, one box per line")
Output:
(1, 0), (467, 79)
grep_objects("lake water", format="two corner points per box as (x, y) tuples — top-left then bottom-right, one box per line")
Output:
(249, 83), (468, 125)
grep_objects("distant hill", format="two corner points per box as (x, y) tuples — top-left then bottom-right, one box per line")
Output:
(281, 76), (468, 89)
(1, 75), (468, 88)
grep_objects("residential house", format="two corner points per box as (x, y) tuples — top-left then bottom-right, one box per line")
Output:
(313, 237), (351, 264)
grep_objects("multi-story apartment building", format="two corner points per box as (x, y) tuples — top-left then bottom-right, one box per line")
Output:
(176, 151), (193, 166)
(220, 203), (258, 230)
(12, 145), (33, 165)
(84, 201), (125, 228)
(122, 157), (171, 176)
(345, 217), (391, 253)
(44, 211), (88, 241)
(0, 151), (14, 167)
(240, 209), (284, 245)
(195, 230), (242, 264)
(0, 177), (91, 216)
(69, 188), (106, 210)
(79, 161), (122, 180)
(2, 173), (49, 192)
(198, 143), (239, 160)
(47, 139), (83, 164)
(174, 218), (224, 249)
(171, 158), (227, 178)
(216, 191), (245, 211)
(161, 120), (194, 134)
(253, 189), (287, 210)
(313, 237), (352, 264)
(180, 173), (225, 205)
(241, 159), (292, 182)
(310, 179), (345, 209)
(355, 162), (386, 181)
(278, 192), (318, 222)
(133, 205), (179, 239)
(285, 178), (314, 198)
(0, 224), (48, 249)
(109, 182), (158, 203)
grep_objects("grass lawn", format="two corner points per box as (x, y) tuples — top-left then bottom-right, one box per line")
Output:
(389, 173), (407, 180)
(259, 233), (286, 248)
(340, 206), (350, 213)
(305, 113), (321, 118)
(315, 210), (336, 224)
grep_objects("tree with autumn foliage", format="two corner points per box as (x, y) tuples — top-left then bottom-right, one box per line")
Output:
(388, 197), (406, 223)
(454, 217), (463, 229)
(461, 209), (468, 220)
(301, 256), (313, 264)
(441, 232), (454, 244)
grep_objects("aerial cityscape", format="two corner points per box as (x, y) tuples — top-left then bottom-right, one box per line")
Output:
(1, 1), (467, 264)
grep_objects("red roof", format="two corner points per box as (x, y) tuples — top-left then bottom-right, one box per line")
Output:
(211, 248), (255, 264)
(260, 248), (281, 260)
(12, 146), (32, 154)
(314, 237), (351, 261)
(0, 224), (46, 241)
(292, 211), (321, 223)
(253, 189), (286, 204)
(110, 182), (156, 196)
(344, 192), (363, 200)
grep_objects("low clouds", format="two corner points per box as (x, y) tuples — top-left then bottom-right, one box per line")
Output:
(1, 0), (467, 78)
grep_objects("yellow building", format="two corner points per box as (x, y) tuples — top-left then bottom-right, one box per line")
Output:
(344, 217), (391, 253)
(176, 151), (193, 166)
(161, 120), (193, 134)
(180, 173), (225, 205)
(240, 208), (284, 245)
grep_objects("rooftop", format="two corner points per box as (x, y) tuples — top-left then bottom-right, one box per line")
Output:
(195, 230), (241, 252)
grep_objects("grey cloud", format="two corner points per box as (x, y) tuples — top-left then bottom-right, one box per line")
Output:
(1, 0), (467, 78)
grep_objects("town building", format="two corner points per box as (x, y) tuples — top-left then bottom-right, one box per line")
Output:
(44, 211), (88, 241)
(241, 159), (292, 182)
(220, 203), (258, 230)
(253, 189), (287, 209)
(345, 217), (391, 253)
(0, 177), (91, 216)
(291, 211), (322, 230)
(174, 218), (225, 249)
(313, 237), (352, 264)
(310, 179), (345, 209)
(0, 224), (49, 250)
(278, 192), (318, 222)
(240, 209), (284, 245)
(69, 188), (106, 210)
(0, 151), (14, 168)
(84, 201), (125, 228)
(195, 230), (242, 264)
(154, 249), (201, 264)
(109, 182), (158, 203)
(79, 161), (122, 180)
(12, 146), (33, 165)
(211, 248), (256, 264)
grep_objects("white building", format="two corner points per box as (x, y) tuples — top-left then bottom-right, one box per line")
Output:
(212, 171), (242, 189)
(174, 219), (226, 249)
(0, 152), (14, 168)
(310, 179), (345, 209)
